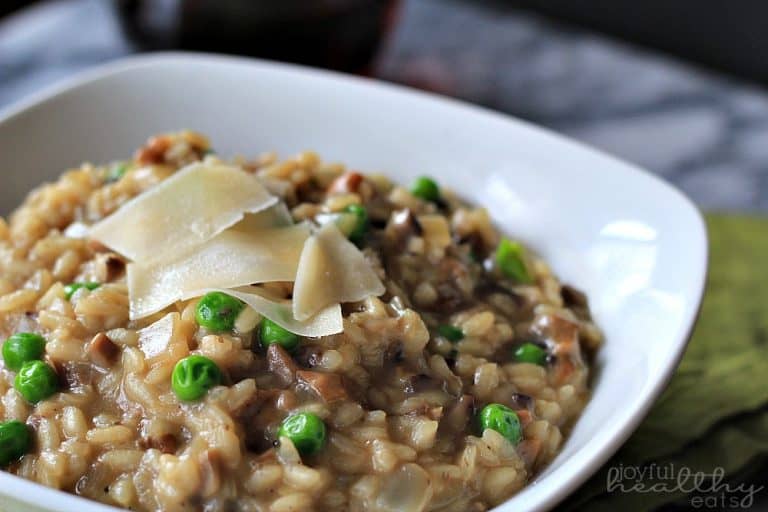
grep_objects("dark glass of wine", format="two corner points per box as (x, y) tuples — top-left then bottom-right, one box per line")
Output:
(115, 0), (400, 73)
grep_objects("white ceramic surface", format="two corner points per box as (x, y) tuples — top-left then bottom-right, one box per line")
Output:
(0, 53), (707, 512)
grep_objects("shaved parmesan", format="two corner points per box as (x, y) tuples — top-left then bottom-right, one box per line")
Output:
(127, 223), (311, 319)
(187, 287), (343, 337)
(293, 222), (385, 321)
(232, 202), (293, 231)
(90, 162), (277, 262)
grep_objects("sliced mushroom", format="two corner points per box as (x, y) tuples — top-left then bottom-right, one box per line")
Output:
(134, 134), (172, 165)
(404, 374), (438, 395)
(509, 392), (533, 411)
(561, 285), (588, 308)
(293, 344), (324, 368)
(531, 313), (584, 385)
(385, 209), (422, 249)
(517, 439), (541, 468)
(54, 361), (93, 389)
(266, 344), (298, 387)
(515, 409), (533, 428)
(441, 394), (475, 435)
(561, 284), (593, 321)
(95, 253), (126, 283)
(296, 370), (348, 403)
(87, 332), (120, 369)
(140, 433), (177, 454)
(327, 172), (363, 195)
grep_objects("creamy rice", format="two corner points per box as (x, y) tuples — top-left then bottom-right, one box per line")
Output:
(0, 131), (602, 511)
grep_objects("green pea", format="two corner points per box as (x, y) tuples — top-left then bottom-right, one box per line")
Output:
(343, 204), (368, 244)
(63, 282), (100, 300)
(14, 361), (58, 404)
(278, 412), (326, 456)
(259, 318), (300, 352)
(0, 420), (31, 467)
(2, 333), (46, 371)
(106, 162), (128, 183)
(315, 206), (368, 244)
(437, 324), (464, 342)
(195, 292), (245, 332)
(411, 176), (440, 202)
(478, 403), (522, 445)
(514, 343), (547, 366)
(171, 355), (222, 401)
(495, 239), (533, 284)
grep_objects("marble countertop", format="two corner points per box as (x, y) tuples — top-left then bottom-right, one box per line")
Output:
(1, 2), (767, 510)
(1, 0), (767, 212)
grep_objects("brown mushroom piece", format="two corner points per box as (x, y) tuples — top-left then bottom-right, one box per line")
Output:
(327, 171), (363, 195)
(531, 313), (585, 386)
(441, 394), (475, 435)
(517, 439), (542, 468)
(134, 134), (172, 165)
(515, 409), (533, 428)
(86, 332), (120, 369)
(140, 433), (178, 454)
(296, 370), (348, 403)
(293, 344), (324, 368)
(55, 361), (94, 390)
(266, 344), (298, 387)
(404, 373), (440, 395)
(95, 253), (126, 283)
(561, 284), (593, 320)
(509, 392), (533, 411)
(385, 208), (422, 250)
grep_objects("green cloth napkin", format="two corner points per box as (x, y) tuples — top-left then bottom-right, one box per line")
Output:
(562, 214), (768, 511)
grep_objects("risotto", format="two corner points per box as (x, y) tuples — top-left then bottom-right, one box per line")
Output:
(0, 131), (602, 511)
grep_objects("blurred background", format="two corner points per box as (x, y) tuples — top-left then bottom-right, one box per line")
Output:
(1, 1), (767, 510)
(2, 0), (768, 212)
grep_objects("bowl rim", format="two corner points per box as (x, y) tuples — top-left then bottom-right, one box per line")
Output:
(0, 52), (708, 512)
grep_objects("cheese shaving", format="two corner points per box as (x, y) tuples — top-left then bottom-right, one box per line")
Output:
(127, 223), (311, 319)
(232, 202), (294, 231)
(90, 162), (277, 262)
(293, 222), (385, 321)
(187, 287), (343, 337)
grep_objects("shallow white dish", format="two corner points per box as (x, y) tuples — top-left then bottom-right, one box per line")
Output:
(0, 53), (707, 512)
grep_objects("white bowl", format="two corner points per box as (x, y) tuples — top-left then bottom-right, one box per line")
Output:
(0, 53), (707, 512)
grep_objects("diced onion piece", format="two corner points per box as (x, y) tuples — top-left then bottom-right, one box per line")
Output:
(234, 306), (261, 334)
(90, 162), (277, 262)
(292, 223), (385, 321)
(63, 222), (90, 239)
(374, 463), (433, 512)
(127, 223), (311, 320)
(137, 312), (179, 359)
(276, 436), (302, 465)
(314, 212), (358, 238)
(185, 287), (343, 337)
(417, 214), (451, 251)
